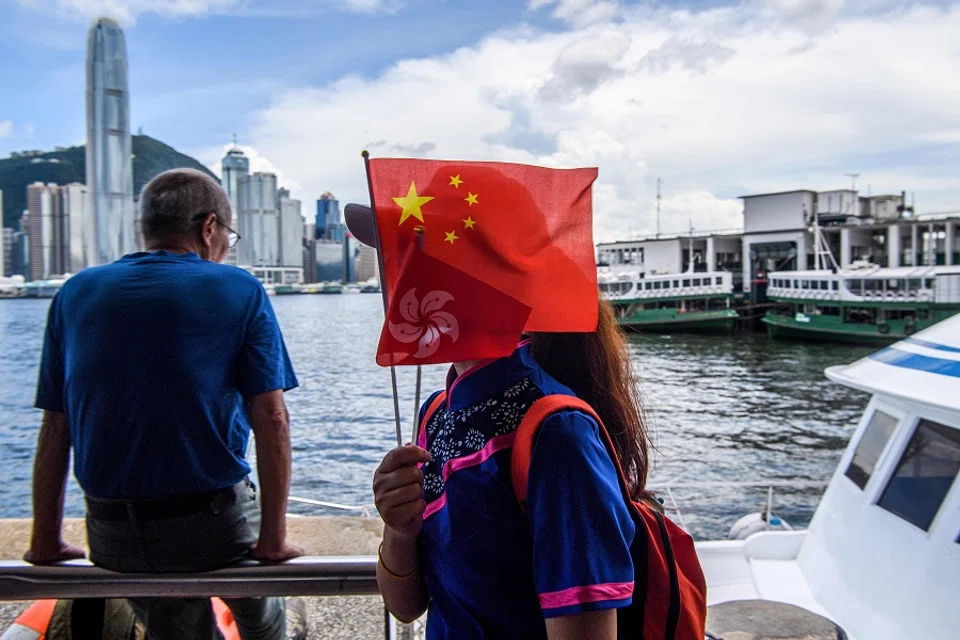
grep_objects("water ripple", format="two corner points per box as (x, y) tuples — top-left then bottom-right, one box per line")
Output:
(0, 296), (872, 539)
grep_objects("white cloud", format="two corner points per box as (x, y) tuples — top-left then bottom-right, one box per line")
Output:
(341, 0), (401, 14)
(16, 0), (242, 23)
(0, 121), (12, 138)
(242, 2), (960, 242)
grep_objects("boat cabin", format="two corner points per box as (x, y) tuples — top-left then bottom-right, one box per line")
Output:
(696, 315), (960, 639)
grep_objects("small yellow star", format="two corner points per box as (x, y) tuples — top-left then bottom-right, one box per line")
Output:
(449, 175), (463, 189)
(444, 230), (459, 245)
(393, 182), (434, 226)
(465, 192), (479, 206)
(462, 216), (476, 230)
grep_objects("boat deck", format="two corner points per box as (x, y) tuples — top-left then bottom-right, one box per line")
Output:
(696, 532), (847, 635)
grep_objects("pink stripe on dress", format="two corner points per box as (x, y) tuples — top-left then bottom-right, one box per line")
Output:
(538, 582), (634, 610)
(421, 432), (517, 520)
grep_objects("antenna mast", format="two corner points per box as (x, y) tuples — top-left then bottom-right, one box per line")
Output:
(844, 172), (860, 192)
(656, 177), (662, 238)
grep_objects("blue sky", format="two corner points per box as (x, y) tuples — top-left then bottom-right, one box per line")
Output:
(2, 0), (959, 237)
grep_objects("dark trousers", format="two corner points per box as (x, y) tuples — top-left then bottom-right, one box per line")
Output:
(85, 481), (285, 640)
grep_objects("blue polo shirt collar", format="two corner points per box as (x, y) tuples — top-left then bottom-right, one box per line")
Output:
(445, 340), (536, 411)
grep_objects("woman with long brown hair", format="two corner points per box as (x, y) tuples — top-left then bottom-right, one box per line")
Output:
(373, 298), (651, 639)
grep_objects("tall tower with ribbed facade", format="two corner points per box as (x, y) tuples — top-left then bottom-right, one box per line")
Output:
(86, 17), (134, 266)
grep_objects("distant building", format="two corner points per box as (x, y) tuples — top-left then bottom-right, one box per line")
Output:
(86, 17), (135, 266)
(0, 190), (4, 278)
(356, 243), (379, 283)
(62, 183), (88, 271)
(27, 183), (67, 281)
(278, 197), (303, 267)
(316, 192), (343, 241)
(315, 240), (344, 282)
(237, 172), (279, 267)
(221, 144), (249, 266)
(1, 227), (10, 279)
(277, 187), (290, 211)
(302, 238), (317, 284)
(343, 235), (357, 283)
(9, 213), (29, 278)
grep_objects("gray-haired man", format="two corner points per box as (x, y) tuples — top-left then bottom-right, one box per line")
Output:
(26, 168), (306, 639)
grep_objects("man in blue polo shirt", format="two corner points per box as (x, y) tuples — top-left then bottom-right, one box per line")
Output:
(25, 168), (303, 640)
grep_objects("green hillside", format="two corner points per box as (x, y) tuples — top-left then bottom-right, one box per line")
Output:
(0, 135), (218, 229)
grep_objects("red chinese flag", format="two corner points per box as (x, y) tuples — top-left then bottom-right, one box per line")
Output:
(377, 248), (532, 366)
(367, 158), (599, 332)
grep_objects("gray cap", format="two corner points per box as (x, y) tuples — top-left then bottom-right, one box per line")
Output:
(344, 203), (378, 248)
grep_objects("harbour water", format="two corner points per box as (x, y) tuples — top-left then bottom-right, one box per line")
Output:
(0, 295), (874, 540)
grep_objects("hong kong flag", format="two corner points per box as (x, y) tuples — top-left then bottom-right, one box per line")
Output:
(376, 248), (532, 367)
(366, 158), (598, 333)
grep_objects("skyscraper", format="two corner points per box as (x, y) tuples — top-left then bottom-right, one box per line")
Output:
(316, 192), (343, 241)
(27, 183), (66, 281)
(86, 17), (135, 266)
(237, 172), (279, 267)
(278, 196), (303, 268)
(221, 143), (249, 266)
(222, 144), (250, 217)
(62, 183), (88, 272)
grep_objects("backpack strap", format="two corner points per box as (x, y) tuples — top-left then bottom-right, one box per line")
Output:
(511, 394), (633, 512)
(417, 391), (447, 450)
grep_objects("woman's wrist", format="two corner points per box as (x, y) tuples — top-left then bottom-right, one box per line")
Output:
(380, 528), (420, 577)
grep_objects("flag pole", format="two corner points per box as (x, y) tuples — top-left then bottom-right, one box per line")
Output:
(362, 150), (404, 447)
(413, 228), (425, 444)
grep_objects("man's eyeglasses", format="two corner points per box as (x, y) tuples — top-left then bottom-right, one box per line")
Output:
(192, 213), (241, 248)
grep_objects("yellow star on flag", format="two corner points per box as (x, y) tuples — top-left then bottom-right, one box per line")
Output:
(449, 175), (463, 189)
(465, 192), (479, 206)
(393, 182), (434, 226)
(444, 230), (459, 245)
(463, 216), (476, 230)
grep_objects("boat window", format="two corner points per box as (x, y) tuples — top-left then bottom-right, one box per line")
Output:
(715, 277), (722, 285)
(877, 419), (960, 531)
(832, 281), (839, 291)
(801, 280), (808, 289)
(599, 283), (609, 292)
(644, 282), (652, 290)
(683, 279), (690, 287)
(845, 410), (899, 490)
(793, 279), (799, 288)
(925, 279), (935, 288)
(820, 280), (828, 290)
(673, 280), (680, 288)
(694, 278), (702, 286)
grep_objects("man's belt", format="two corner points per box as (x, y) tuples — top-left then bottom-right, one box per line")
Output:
(85, 481), (250, 522)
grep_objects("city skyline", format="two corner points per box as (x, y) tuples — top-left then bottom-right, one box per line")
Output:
(1, 2), (960, 241)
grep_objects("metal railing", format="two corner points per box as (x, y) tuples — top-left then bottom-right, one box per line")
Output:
(0, 556), (379, 601)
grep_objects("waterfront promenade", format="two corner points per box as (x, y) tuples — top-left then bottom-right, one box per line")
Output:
(0, 517), (386, 638)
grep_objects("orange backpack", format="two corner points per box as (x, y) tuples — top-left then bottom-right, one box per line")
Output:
(421, 393), (707, 639)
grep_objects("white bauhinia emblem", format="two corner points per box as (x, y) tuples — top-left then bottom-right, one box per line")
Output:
(389, 288), (461, 359)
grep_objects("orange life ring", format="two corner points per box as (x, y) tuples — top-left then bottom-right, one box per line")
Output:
(3, 598), (239, 640)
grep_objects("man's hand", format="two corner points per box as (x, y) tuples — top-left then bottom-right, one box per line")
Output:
(24, 540), (86, 565)
(250, 540), (303, 563)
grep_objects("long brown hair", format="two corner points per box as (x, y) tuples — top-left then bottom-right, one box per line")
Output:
(529, 298), (650, 500)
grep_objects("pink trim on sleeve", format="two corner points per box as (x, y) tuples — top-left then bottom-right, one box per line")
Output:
(538, 582), (634, 610)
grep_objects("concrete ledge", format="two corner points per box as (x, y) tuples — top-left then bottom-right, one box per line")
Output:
(0, 517), (384, 560)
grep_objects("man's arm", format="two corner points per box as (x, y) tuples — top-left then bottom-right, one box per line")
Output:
(247, 389), (302, 561)
(24, 410), (85, 564)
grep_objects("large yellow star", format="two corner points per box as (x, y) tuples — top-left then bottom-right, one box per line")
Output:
(449, 175), (463, 189)
(444, 230), (459, 245)
(462, 216), (476, 230)
(393, 182), (434, 226)
(465, 192), (479, 206)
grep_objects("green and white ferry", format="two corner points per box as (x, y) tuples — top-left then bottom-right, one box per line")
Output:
(599, 268), (739, 333)
(763, 263), (960, 344)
